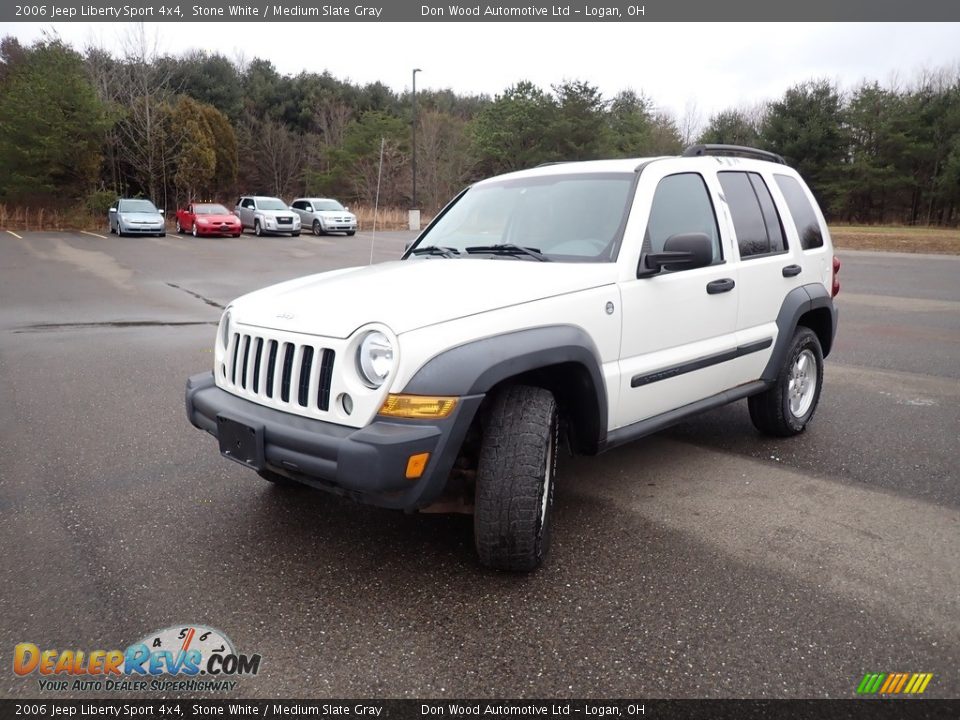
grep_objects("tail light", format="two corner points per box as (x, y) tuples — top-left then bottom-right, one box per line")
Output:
(832, 255), (841, 297)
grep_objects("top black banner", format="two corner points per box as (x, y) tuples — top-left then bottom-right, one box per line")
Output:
(4, 0), (960, 22)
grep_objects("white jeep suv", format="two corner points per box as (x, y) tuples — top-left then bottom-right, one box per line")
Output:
(187, 145), (840, 571)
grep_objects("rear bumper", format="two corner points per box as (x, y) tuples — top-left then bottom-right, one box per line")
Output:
(185, 372), (482, 510)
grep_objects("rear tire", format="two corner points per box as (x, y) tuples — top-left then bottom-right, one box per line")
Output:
(474, 385), (558, 572)
(749, 326), (824, 437)
(176, 219), (184, 234)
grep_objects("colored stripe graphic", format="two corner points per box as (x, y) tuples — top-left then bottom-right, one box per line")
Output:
(858, 672), (933, 694)
(879, 674), (897, 693)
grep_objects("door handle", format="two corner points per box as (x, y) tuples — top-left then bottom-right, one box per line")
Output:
(782, 264), (802, 277)
(706, 278), (736, 294)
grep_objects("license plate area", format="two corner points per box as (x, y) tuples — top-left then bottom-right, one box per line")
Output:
(217, 415), (265, 469)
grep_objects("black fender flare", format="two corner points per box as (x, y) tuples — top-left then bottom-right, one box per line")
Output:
(403, 325), (608, 445)
(762, 283), (838, 382)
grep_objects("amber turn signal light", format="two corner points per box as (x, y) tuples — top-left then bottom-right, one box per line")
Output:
(405, 452), (430, 480)
(378, 394), (458, 419)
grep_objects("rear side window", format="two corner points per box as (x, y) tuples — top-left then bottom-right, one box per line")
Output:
(644, 173), (722, 264)
(719, 172), (787, 259)
(775, 175), (824, 250)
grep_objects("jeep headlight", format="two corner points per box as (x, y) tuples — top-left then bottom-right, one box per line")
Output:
(357, 331), (394, 388)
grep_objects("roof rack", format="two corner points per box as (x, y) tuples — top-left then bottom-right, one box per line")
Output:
(682, 144), (786, 165)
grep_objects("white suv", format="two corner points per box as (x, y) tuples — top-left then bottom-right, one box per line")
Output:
(235, 196), (301, 237)
(290, 198), (358, 236)
(187, 145), (839, 571)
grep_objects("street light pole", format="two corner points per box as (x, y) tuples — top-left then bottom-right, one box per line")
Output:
(412, 68), (421, 210)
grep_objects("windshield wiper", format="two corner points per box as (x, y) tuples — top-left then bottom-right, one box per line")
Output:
(465, 244), (550, 261)
(409, 245), (461, 258)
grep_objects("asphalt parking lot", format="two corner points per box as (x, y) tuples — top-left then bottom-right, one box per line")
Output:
(0, 228), (957, 699)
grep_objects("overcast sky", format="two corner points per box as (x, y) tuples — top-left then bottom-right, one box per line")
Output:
(3, 22), (958, 124)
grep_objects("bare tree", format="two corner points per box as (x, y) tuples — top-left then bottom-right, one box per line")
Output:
(251, 119), (305, 197)
(113, 23), (174, 202)
(417, 110), (471, 211)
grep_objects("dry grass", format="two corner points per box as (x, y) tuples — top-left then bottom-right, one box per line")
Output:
(0, 204), (108, 232)
(353, 206), (433, 231)
(830, 224), (960, 255)
(0, 204), (430, 233)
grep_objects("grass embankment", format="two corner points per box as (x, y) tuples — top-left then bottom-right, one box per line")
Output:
(0, 205), (428, 233)
(830, 225), (960, 255)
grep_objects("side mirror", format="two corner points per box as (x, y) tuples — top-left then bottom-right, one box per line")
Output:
(638, 232), (714, 277)
(345, 206), (350, 212)
(158, 209), (165, 215)
(108, 207), (117, 213)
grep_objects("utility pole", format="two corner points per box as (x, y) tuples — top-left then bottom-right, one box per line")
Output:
(412, 68), (421, 209)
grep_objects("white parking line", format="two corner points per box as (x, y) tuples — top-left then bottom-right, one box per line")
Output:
(80, 230), (108, 239)
(5, 230), (23, 239)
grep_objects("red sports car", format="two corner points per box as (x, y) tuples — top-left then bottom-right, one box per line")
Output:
(175, 203), (242, 237)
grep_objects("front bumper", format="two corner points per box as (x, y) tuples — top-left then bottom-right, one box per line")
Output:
(323, 221), (357, 232)
(261, 217), (300, 234)
(196, 223), (241, 236)
(185, 372), (482, 510)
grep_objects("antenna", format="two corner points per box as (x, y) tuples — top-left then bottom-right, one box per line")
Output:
(369, 136), (385, 265)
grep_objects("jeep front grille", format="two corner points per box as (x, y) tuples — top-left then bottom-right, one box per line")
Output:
(224, 332), (335, 412)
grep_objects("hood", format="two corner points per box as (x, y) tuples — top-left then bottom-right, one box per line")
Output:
(121, 211), (162, 218)
(317, 210), (355, 219)
(257, 208), (295, 218)
(231, 259), (618, 338)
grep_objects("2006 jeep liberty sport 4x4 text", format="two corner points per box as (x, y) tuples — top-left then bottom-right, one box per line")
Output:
(186, 144), (840, 571)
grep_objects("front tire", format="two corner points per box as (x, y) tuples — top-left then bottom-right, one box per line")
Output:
(254, 220), (263, 237)
(192, 224), (198, 238)
(474, 385), (558, 572)
(312, 220), (323, 236)
(749, 326), (824, 437)
(346, 230), (356, 237)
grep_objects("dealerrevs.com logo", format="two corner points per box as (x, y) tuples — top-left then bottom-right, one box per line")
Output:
(14, 625), (261, 693)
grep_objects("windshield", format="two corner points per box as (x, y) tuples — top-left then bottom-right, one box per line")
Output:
(119, 199), (158, 213)
(412, 172), (634, 262)
(312, 200), (346, 211)
(195, 204), (230, 215)
(258, 199), (288, 210)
